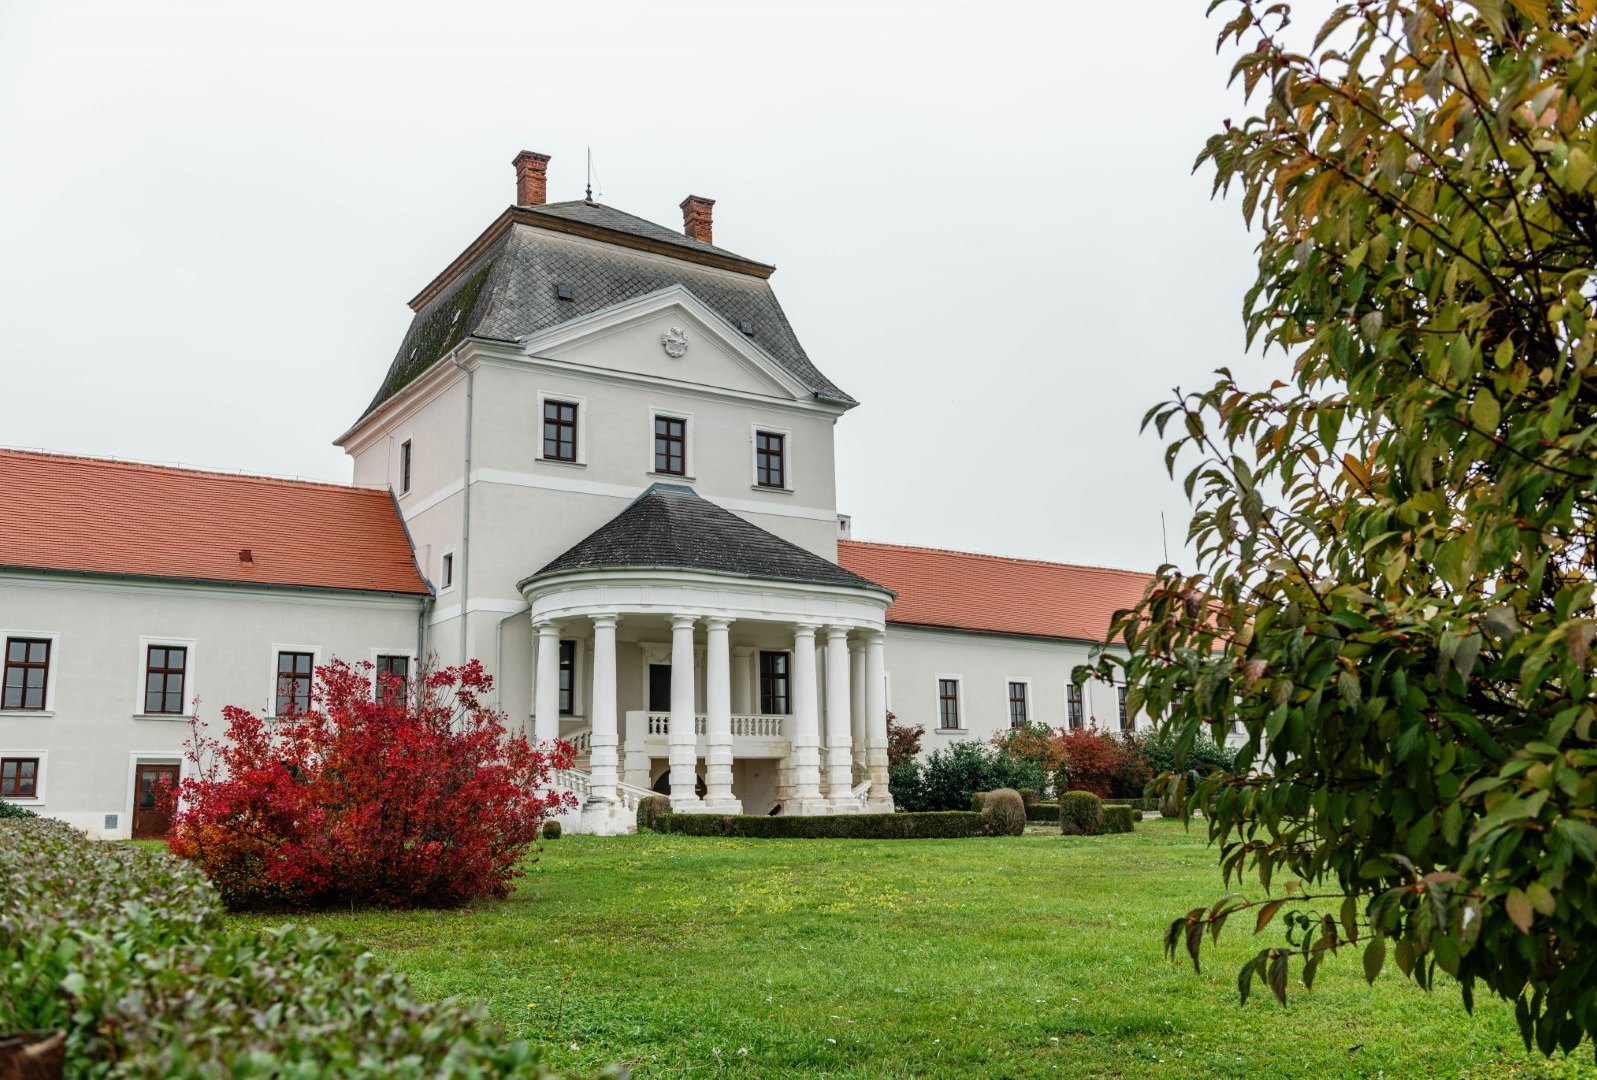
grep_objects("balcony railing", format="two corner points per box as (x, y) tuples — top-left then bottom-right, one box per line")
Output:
(642, 713), (786, 738)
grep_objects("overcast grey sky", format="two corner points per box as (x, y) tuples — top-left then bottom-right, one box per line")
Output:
(0, 0), (1286, 572)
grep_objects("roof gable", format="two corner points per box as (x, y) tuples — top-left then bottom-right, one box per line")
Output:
(836, 540), (1150, 642)
(525, 484), (888, 594)
(0, 449), (430, 596)
(354, 207), (853, 428)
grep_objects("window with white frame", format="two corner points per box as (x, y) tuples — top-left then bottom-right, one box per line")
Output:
(440, 551), (454, 590)
(653, 414), (688, 476)
(0, 756), (39, 799)
(374, 654), (409, 704)
(542, 400), (579, 463)
(275, 651), (315, 715)
(1007, 681), (1029, 728)
(143, 644), (188, 715)
(3, 638), (52, 712)
(399, 439), (413, 494)
(754, 430), (786, 489)
(937, 678), (961, 730)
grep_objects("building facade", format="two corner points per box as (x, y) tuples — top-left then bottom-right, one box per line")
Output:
(0, 151), (1151, 836)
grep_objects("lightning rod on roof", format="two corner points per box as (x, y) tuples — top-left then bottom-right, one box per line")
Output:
(585, 147), (602, 203)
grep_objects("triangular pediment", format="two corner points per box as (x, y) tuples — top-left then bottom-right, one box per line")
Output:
(522, 286), (813, 402)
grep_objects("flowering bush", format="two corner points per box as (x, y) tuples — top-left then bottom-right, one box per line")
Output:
(168, 659), (575, 910)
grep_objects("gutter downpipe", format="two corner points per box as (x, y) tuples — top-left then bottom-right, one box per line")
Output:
(450, 352), (474, 664)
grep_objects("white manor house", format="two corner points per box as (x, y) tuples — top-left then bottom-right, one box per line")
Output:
(0, 151), (1151, 837)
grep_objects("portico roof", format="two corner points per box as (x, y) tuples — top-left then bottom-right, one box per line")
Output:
(521, 483), (890, 595)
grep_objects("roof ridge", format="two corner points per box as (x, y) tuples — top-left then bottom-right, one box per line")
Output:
(838, 538), (1150, 578)
(0, 446), (379, 497)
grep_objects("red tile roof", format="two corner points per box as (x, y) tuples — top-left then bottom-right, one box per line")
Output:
(0, 449), (430, 596)
(837, 539), (1151, 642)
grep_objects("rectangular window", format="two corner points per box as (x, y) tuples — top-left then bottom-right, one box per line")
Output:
(2, 638), (50, 711)
(1118, 685), (1130, 731)
(144, 645), (188, 715)
(755, 430), (786, 488)
(759, 651), (790, 714)
(558, 640), (575, 715)
(375, 654), (409, 704)
(441, 552), (453, 589)
(543, 400), (578, 463)
(938, 678), (961, 730)
(653, 415), (686, 475)
(1067, 684), (1084, 730)
(0, 756), (38, 799)
(1008, 681), (1029, 728)
(399, 439), (412, 493)
(275, 651), (314, 715)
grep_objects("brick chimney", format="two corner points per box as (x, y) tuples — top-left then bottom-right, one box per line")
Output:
(680, 195), (715, 245)
(512, 150), (551, 206)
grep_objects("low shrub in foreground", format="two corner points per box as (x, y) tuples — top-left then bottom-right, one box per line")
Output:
(1060, 791), (1103, 836)
(1102, 805), (1136, 833)
(0, 800), (37, 819)
(656, 811), (986, 839)
(0, 818), (555, 1078)
(980, 788), (1027, 836)
(636, 795), (671, 832)
(168, 659), (574, 910)
(542, 820), (562, 840)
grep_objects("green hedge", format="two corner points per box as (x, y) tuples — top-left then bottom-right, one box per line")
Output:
(1060, 791), (1104, 836)
(637, 795), (671, 832)
(1102, 805), (1136, 833)
(0, 800), (37, 819)
(1026, 801), (1060, 823)
(0, 818), (559, 1078)
(656, 811), (987, 839)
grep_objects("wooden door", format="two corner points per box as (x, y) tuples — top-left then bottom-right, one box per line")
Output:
(132, 763), (179, 839)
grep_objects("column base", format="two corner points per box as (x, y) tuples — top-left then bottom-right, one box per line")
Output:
(701, 795), (743, 814)
(576, 797), (633, 836)
(787, 794), (832, 816)
(670, 794), (707, 814)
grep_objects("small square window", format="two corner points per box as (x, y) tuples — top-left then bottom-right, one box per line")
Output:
(0, 756), (38, 799)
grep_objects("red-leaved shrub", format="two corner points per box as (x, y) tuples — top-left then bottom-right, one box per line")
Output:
(1054, 728), (1124, 799)
(167, 658), (575, 910)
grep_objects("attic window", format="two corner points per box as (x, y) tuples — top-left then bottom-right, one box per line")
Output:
(556, 284), (574, 302)
(738, 320), (754, 335)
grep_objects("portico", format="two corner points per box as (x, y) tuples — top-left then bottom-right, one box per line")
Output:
(516, 483), (894, 834)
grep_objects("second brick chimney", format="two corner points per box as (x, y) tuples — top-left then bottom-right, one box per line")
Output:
(513, 150), (551, 206)
(680, 195), (715, 246)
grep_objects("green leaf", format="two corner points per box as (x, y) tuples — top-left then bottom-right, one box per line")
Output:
(1363, 936), (1386, 984)
(1469, 392), (1501, 433)
(1505, 889), (1534, 934)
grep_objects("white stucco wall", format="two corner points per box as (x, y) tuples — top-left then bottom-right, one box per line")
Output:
(0, 572), (424, 838)
(881, 625), (1142, 753)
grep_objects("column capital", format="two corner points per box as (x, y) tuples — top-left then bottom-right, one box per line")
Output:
(534, 619), (562, 637)
(591, 613), (620, 631)
(862, 628), (887, 644)
(670, 614), (699, 632)
(793, 621), (821, 636)
(824, 625), (851, 643)
(849, 637), (865, 654)
(703, 615), (733, 632)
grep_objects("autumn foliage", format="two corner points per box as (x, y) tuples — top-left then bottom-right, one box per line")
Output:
(167, 659), (575, 910)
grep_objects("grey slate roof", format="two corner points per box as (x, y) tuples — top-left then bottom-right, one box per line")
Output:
(359, 202), (854, 421)
(523, 483), (890, 594)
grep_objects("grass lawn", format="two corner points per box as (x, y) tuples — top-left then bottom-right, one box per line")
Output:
(233, 820), (1597, 1078)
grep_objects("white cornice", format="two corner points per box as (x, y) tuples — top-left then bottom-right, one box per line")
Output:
(0, 569), (426, 609)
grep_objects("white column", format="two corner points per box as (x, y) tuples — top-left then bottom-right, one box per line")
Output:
(588, 614), (619, 804)
(703, 618), (740, 812)
(533, 620), (561, 745)
(850, 638), (867, 780)
(731, 646), (755, 716)
(824, 627), (855, 809)
(668, 615), (701, 810)
(864, 629), (893, 811)
(788, 623), (827, 814)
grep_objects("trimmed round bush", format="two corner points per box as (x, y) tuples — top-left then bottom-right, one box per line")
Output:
(1159, 791), (1182, 818)
(541, 820), (562, 840)
(1017, 787), (1040, 807)
(1102, 805), (1135, 833)
(1059, 791), (1103, 836)
(636, 795), (671, 832)
(970, 790), (991, 813)
(980, 788), (1027, 836)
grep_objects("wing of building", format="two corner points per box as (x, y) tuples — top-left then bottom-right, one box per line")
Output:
(2, 150), (1150, 837)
